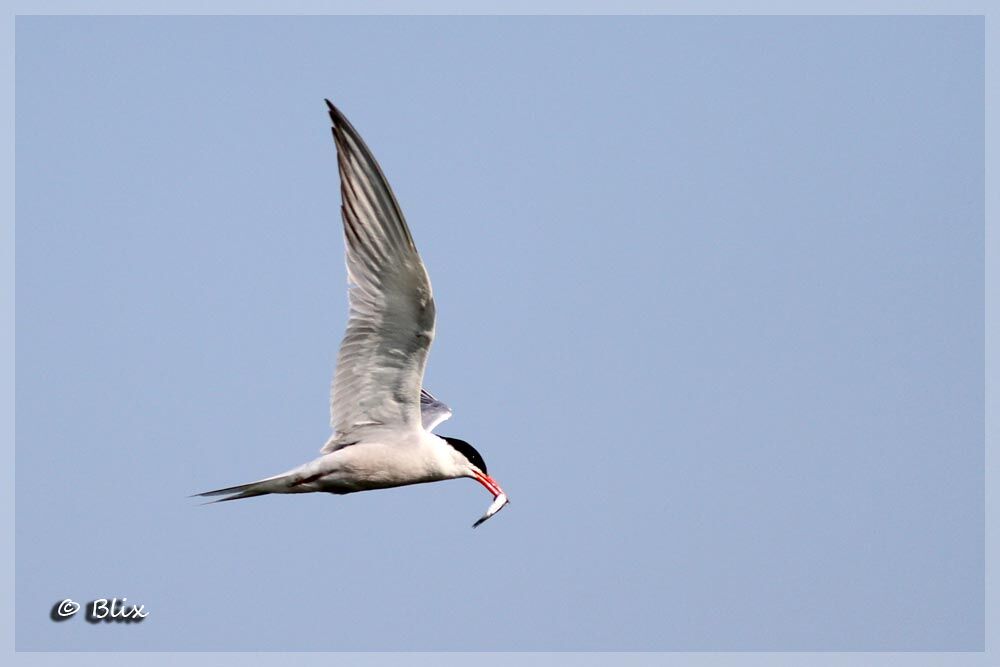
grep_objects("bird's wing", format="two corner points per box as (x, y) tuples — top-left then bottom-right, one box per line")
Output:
(420, 388), (453, 432)
(324, 101), (435, 444)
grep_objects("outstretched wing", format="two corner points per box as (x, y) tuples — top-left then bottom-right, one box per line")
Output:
(420, 388), (453, 432)
(324, 101), (435, 444)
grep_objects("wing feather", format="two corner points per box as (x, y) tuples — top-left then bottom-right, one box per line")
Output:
(420, 388), (453, 432)
(324, 101), (435, 447)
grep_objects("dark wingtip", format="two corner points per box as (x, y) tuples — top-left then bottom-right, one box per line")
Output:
(325, 99), (346, 128)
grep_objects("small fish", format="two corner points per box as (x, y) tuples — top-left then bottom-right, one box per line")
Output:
(473, 493), (509, 528)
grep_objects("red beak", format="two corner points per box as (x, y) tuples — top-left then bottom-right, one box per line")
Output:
(473, 470), (504, 498)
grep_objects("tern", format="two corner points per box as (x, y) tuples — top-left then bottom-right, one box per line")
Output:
(195, 101), (509, 528)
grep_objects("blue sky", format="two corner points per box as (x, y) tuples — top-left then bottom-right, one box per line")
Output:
(15, 16), (983, 650)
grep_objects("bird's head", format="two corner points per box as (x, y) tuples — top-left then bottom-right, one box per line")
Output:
(441, 436), (509, 527)
(442, 436), (488, 476)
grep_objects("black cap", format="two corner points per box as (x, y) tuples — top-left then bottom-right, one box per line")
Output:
(442, 437), (488, 474)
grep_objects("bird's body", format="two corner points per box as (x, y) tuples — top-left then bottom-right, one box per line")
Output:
(211, 430), (459, 496)
(195, 102), (508, 527)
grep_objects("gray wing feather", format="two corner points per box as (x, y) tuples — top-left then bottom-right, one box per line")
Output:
(323, 101), (435, 448)
(420, 388), (453, 432)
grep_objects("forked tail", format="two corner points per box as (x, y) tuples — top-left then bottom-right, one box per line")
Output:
(193, 471), (295, 504)
(194, 483), (269, 504)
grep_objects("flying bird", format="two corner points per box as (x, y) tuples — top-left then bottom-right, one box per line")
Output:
(195, 101), (508, 528)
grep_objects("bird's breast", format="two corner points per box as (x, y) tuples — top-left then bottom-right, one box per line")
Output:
(318, 439), (450, 493)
